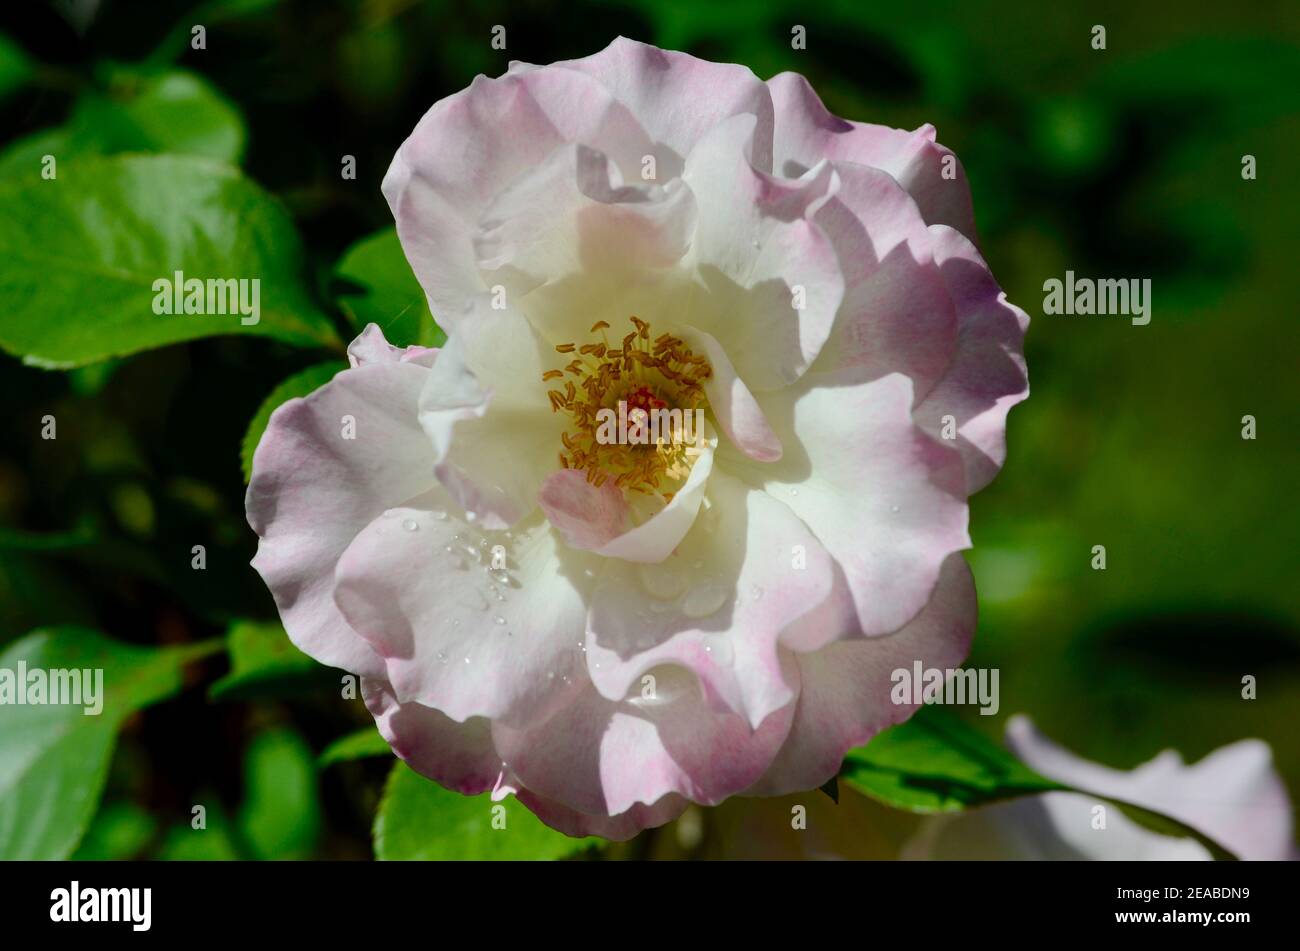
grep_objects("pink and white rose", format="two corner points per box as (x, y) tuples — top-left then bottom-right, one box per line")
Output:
(246, 37), (1029, 838)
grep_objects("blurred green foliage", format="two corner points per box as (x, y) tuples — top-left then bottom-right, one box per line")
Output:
(0, 0), (1296, 858)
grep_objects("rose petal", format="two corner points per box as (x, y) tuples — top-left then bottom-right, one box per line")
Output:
(681, 114), (845, 390)
(721, 371), (970, 638)
(913, 225), (1030, 493)
(383, 64), (655, 326)
(347, 322), (438, 368)
(362, 677), (504, 796)
(768, 71), (977, 243)
(750, 552), (977, 795)
(494, 663), (796, 817)
(538, 469), (630, 551)
(247, 346), (439, 677)
(514, 788), (687, 842)
(334, 499), (596, 727)
(586, 470), (834, 728)
(1007, 717), (1296, 861)
(417, 304), (566, 528)
(557, 36), (776, 176)
(474, 142), (697, 302)
(810, 162), (959, 397)
(679, 325), (782, 462)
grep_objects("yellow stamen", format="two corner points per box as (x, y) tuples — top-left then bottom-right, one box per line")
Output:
(547, 316), (713, 499)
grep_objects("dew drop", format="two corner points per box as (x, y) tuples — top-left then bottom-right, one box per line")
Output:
(436, 650), (448, 664)
(703, 634), (735, 666)
(494, 615), (507, 625)
(401, 519), (419, 532)
(432, 510), (448, 521)
(681, 578), (727, 618)
(890, 504), (900, 513)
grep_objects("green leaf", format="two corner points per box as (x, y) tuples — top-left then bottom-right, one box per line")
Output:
(374, 762), (595, 860)
(841, 704), (1064, 812)
(335, 227), (445, 349)
(208, 619), (331, 701)
(72, 801), (158, 861)
(0, 627), (219, 859)
(0, 32), (32, 99)
(319, 726), (392, 767)
(240, 361), (346, 482)
(155, 797), (240, 860)
(0, 153), (342, 369)
(0, 128), (70, 183)
(65, 67), (247, 164)
(237, 727), (321, 860)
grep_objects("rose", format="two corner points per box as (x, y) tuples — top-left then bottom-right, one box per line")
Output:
(246, 37), (1029, 838)
(904, 716), (1297, 860)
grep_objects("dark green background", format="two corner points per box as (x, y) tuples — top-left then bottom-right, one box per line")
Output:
(1, 0), (1297, 858)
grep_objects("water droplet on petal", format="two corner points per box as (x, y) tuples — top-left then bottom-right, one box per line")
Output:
(436, 650), (448, 664)
(494, 615), (506, 625)
(401, 519), (419, 532)
(703, 634), (735, 666)
(431, 510), (447, 521)
(890, 504), (900, 513)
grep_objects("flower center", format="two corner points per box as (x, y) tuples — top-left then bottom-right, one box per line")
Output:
(544, 317), (712, 501)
